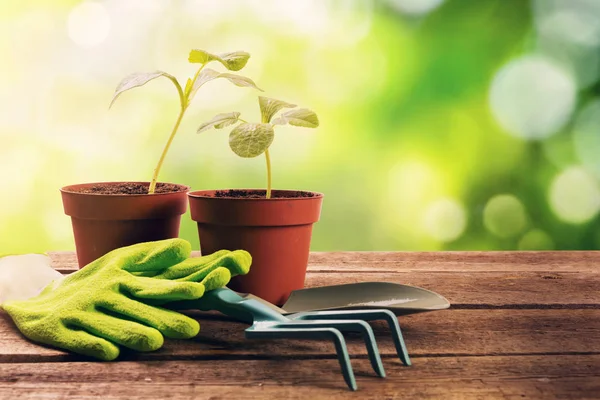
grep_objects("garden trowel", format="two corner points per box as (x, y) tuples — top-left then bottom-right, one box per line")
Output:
(240, 282), (451, 316)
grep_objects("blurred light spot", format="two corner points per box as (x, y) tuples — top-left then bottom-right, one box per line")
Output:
(489, 55), (576, 140)
(573, 99), (600, 176)
(388, 160), (441, 208)
(67, 1), (111, 48)
(549, 166), (600, 223)
(538, 10), (600, 47)
(324, 0), (374, 47)
(387, 0), (445, 16)
(518, 229), (554, 250)
(258, 0), (329, 36)
(535, 37), (600, 89)
(483, 194), (527, 238)
(254, 0), (373, 47)
(534, 0), (600, 47)
(423, 198), (467, 242)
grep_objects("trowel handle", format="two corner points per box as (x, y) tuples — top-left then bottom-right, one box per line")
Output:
(198, 288), (288, 324)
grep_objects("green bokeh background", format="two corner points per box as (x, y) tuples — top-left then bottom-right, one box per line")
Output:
(1, 0), (599, 253)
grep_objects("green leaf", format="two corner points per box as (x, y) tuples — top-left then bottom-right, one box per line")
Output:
(218, 51), (251, 71)
(193, 69), (220, 91)
(192, 68), (263, 94)
(188, 50), (250, 71)
(219, 73), (263, 90)
(258, 96), (296, 123)
(229, 123), (274, 158)
(184, 78), (193, 96)
(109, 71), (181, 109)
(272, 108), (319, 128)
(197, 112), (241, 134)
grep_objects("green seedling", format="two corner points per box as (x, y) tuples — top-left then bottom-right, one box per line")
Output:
(197, 96), (319, 199)
(109, 49), (263, 194)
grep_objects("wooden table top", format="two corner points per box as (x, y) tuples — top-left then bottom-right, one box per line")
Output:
(1, 251), (599, 399)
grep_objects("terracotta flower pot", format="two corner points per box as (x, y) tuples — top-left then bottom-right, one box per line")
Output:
(188, 189), (323, 306)
(61, 181), (189, 268)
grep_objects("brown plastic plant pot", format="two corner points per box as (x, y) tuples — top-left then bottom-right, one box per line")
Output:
(61, 182), (190, 268)
(188, 189), (324, 306)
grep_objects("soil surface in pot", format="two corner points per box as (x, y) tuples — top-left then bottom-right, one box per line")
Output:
(68, 182), (184, 195)
(213, 189), (317, 199)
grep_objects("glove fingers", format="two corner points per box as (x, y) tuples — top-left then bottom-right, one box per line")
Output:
(99, 294), (200, 339)
(157, 250), (251, 283)
(123, 276), (206, 301)
(120, 239), (192, 273)
(63, 311), (164, 353)
(151, 250), (231, 280)
(201, 266), (232, 292)
(53, 324), (121, 361)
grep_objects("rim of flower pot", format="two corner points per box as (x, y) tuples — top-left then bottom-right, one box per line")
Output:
(188, 188), (324, 201)
(187, 189), (323, 226)
(61, 182), (190, 220)
(60, 181), (190, 197)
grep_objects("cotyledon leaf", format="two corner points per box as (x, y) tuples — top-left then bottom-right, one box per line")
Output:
(192, 68), (263, 94)
(188, 50), (250, 71)
(229, 123), (274, 158)
(272, 108), (319, 128)
(258, 96), (296, 123)
(193, 69), (220, 92)
(219, 73), (263, 90)
(109, 71), (182, 109)
(197, 112), (241, 134)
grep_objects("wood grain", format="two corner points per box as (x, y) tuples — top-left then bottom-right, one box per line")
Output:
(2, 309), (599, 362)
(1, 356), (599, 399)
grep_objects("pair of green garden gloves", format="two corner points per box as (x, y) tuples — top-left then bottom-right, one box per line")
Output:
(0, 239), (251, 360)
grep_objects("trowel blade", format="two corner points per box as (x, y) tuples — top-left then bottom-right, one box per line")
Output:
(280, 282), (450, 316)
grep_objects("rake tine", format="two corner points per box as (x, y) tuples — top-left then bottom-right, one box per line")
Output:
(290, 309), (411, 366)
(276, 319), (385, 378)
(245, 326), (357, 391)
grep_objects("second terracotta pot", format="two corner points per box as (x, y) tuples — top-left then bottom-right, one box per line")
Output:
(61, 181), (189, 268)
(188, 189), (323, 306)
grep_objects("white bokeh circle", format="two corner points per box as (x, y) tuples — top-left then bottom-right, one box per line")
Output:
(518, 229), (554, 250)
(387, 0), (445, 16)
(489, 55), (576, 140)
(483, 194), (528, 238)
(534, 0), (600, 47)
(67, 1), (111, 48)
(423, 198), (467, 242)
(549, 166), (600, 224)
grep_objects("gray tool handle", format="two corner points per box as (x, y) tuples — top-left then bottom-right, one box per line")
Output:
(198, 288), (287, 324)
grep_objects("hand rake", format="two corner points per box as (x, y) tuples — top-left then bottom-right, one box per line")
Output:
(192, 287), (411, 391)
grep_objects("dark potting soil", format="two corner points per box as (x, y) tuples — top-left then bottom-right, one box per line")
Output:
(213, 189), (317, 199)
(70, 182), (184, 195)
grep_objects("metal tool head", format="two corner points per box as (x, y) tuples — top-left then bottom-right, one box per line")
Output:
(194, 287), (411, 391)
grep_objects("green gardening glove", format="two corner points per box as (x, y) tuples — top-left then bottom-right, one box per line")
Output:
(1, 238), (251, 360)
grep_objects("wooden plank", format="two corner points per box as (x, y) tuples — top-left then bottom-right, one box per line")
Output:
(308, 251), (600, 273)
(1, 356), (599, 399)
(2, 309), (599, 362)
(48, 251), (600, 274)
